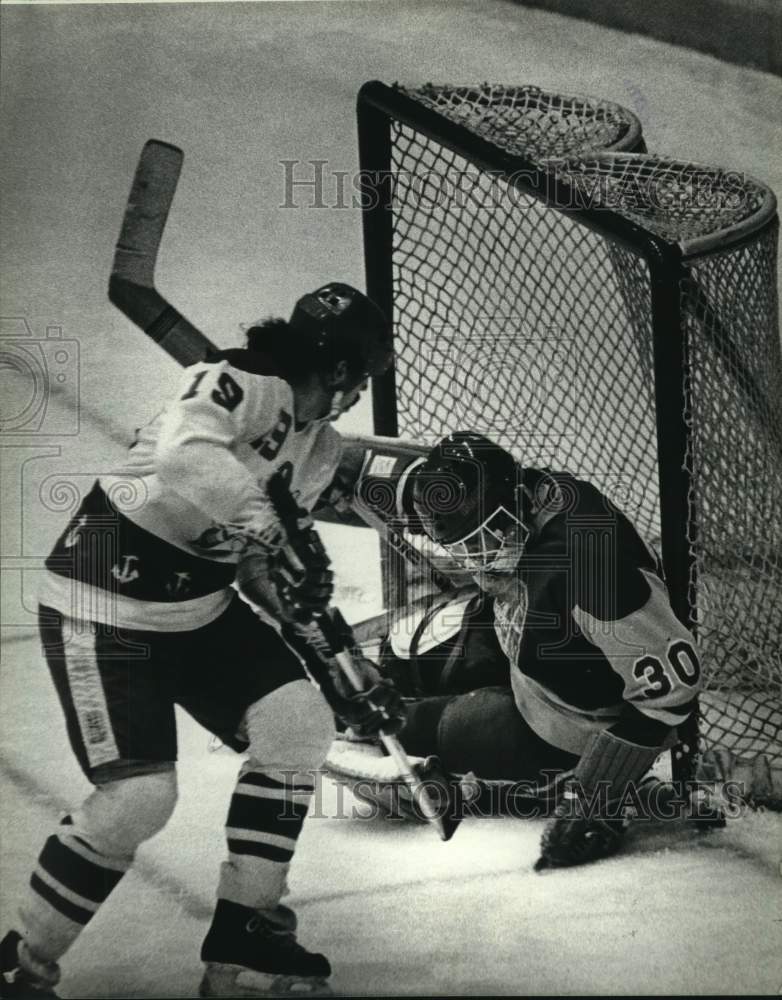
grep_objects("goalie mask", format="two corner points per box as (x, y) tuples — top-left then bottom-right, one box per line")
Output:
(412, 432), (530, 575)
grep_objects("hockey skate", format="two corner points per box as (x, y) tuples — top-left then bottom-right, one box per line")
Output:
(0, 931), (60, 999)
(200, 900), (331, 997)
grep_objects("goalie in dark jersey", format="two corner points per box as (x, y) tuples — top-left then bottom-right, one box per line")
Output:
(330, 431), (705, 869)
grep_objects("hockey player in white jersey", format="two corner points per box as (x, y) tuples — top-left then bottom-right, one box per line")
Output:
(360, 431), (704, 868)
(0, 283), (403, 998)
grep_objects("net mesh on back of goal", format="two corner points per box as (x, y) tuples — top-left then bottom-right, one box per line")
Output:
(371, 83), (782, 774)
(397, 83), (644, 161)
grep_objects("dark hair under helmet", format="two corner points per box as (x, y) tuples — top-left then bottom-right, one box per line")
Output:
(289, 282), (392, 383)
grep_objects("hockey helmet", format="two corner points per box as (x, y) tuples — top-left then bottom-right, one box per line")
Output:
(412, 432), (529, 574)
(289, 282), (393, 387)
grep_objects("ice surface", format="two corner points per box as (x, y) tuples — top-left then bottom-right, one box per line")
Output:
(3, 634), (781, 997)
(2, 1), (781, 996)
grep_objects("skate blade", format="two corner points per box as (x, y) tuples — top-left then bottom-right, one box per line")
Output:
(200, 964), (332, 997)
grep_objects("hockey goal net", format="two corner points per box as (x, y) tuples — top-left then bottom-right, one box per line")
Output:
(357, 82), (782, 797)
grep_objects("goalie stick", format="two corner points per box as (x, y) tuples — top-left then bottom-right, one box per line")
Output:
(266, 472), (464, 842)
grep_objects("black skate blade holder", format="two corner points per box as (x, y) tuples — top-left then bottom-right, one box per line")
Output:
(313, 609), (463, 842)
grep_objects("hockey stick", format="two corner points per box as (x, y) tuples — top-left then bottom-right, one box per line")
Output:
(310, 611), (464, 841)
(109, 143), (454, 627)
(266, 472), (463, 842)
(110, 142), (452, 591)
(109, 140), (217, 365)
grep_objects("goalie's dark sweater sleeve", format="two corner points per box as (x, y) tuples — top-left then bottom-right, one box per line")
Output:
(564, 486), (700, 741)
(513, 476), (701, 751)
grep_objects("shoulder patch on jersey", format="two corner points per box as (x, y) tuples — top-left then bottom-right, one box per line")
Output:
(204, 348), (291, 381)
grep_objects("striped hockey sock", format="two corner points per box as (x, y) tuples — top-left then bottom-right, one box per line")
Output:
(217, 766), (315, 910)
(20, 816), (130, 962)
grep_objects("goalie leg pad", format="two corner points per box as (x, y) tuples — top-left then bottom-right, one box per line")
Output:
(325, 738), (426, 820)
(573, 728), (664, 801)
(324, 739), (480, 825)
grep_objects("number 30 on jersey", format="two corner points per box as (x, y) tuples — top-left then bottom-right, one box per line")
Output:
(633, 640), (701, 699)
